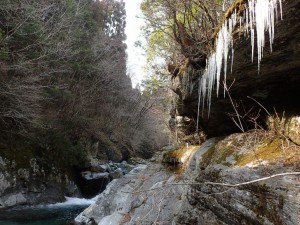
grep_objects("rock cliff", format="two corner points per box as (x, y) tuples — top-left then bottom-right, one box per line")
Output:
(0, 134), (135, 209)
(170, 0), (300, 137)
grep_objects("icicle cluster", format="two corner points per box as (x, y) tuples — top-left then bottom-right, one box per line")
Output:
(198, 0), (283, 115)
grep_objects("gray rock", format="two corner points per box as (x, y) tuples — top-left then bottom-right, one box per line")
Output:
(117, 163), (135, 174)
(66, 182), (82, 197)
(109, 168), (123, 179)
(81, 171), (92, 179)
(127, 157), (147, 165)
(0, 172), (11, 196)
(3, 193), (27, 207)
(74, 134), (300, 225)
(74, 144), (205, 225)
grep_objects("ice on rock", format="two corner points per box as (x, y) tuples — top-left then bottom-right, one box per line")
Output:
(198, 0), (283, 115)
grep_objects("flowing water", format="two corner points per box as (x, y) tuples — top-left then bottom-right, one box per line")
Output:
(0, 197), (97, 225)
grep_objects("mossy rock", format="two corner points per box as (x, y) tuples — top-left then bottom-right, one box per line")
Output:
(163, 145), (199, 174)
(163, 147), (186, 165)
(199, 131), (300, 169)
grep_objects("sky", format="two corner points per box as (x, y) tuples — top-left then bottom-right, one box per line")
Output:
(124, 0), (147, 88)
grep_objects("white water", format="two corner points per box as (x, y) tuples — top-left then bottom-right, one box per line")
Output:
(198, 0), (283, 114)
(45, 196), (98, 208)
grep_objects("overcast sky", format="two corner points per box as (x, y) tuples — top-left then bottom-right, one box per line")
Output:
(124, 0), (146, 88)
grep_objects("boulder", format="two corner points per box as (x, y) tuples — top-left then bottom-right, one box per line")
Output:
(2, 193), (27, 208)
(109, 168), (123, 179)
(127, 157), (147, 165)
(187, 132), (300, 225)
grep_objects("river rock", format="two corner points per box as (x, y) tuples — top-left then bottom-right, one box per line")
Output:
(0, 172), (11, 196)
(1, 192), (27, 208)
(81, 171), (109, 180)
(66, 182), (82, 198)
(109, 168), (123, 179)
(127, 157), (147, 165)
(74, 133), (300, 224)
(74, 147), (202, 225)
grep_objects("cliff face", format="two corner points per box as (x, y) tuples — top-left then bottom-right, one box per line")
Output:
(0, 155), (76, 208)
(171, 0), (300, 137)
(0, 132), (135, 209)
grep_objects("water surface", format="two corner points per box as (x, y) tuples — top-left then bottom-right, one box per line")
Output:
(0, 197), (97, 225)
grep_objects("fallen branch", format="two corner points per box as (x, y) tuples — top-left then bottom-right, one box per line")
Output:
(121, 172), (300, 194)
(203, 172), (300, 187)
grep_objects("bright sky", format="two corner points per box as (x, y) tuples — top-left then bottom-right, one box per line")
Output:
(124, 0), (146, 88)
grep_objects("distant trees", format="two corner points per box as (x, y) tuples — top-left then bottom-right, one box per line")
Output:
(0, 0), (168, 167)
(141, 0), (233, 65)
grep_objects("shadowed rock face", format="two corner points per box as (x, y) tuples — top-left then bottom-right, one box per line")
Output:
(171, 0), (300, 137)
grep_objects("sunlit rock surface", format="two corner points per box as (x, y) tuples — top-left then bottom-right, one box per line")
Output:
(75, 133), (300, 224)
(187, 132), (300, 225)
(74, 145), (207, 225)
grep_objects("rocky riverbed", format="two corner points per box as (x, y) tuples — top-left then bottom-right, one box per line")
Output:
(74, 132), (300, 225)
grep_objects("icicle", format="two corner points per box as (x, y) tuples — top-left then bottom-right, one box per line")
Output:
(197, 0), (283, 117)
(196, 76), (201, 133)
(279, 0), (283, 19)
(239, 16), (242, 28)
(269, 0), (275, 52)
(230, 48), (234, 74)
(249, 0), (255, 62)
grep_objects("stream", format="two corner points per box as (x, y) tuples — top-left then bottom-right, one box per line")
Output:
(0, 197), (96, 225)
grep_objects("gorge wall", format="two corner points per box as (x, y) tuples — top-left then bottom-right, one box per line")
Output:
(170, 0), (300, 138)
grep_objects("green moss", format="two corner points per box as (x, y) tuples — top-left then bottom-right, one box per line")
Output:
(236, 138), (284, 166)
(199, 131), (300, 168)
(163, 145), (199, 174)
(200, 145), (216, 168)
(165, 147), (188, 159)
(200, 145), (236, 168)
